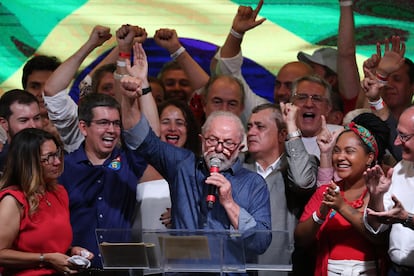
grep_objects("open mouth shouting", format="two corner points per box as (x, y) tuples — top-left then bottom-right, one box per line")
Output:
(302, 112), (316, 121)
(165, 134), (180, 145)
(102, 136), (117, 148)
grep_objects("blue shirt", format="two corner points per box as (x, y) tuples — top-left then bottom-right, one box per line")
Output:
(124, 116), (272, 257)
(60, 143), (146, 268)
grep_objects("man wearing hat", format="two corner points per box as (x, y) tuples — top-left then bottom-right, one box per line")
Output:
(296, 2), (363, 118)
(297, 48), (339, 91)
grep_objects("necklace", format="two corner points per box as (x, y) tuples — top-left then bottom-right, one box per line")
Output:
(341, 188), (368, 209)
(40, 193), (52, 207)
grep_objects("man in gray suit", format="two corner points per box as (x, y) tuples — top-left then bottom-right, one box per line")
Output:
(244, 103), (318, 275)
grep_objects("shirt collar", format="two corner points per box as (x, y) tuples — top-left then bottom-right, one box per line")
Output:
(197, 156), (242, 176)
(67, 142), (122, 165)
(255, 153), (284, 173)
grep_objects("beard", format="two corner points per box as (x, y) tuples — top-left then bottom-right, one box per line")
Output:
(203, 151), (238, 171)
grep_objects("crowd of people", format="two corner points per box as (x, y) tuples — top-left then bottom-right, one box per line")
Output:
(0, 0), (414, 275)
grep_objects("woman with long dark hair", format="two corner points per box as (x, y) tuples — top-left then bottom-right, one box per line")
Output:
(0, 128), (93, 275)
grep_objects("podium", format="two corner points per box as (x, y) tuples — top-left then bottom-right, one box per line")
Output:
(96, 229), (292, 274)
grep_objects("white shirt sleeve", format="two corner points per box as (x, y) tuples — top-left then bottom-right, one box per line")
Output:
(214, 48), (270, 125)
(362, 206), (390, 234)
(44, 89), (84, 153)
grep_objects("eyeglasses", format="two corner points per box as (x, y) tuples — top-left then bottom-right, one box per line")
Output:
(293, 93), (328, 105)
(397, 131), (414, 143)
(90, 119), (122, 129)
(41, 148), (63, 164)
(203, 136), (240, 151)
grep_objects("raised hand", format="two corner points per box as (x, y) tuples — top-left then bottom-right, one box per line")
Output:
(317, 116), (333, 154)
(153, 28), (181, 53)
(363, 54), (380, 77)
(280, 102), (304, 139)
(281, 102), (298, 126)
(364, 164), (393, 197)
(120, 75), (142, 99)
(232, 0), (266, 34)
(87, 25), (112, 48)
(116, 24), (145, 53)
(376, 35), (406, 77)
(132, 26), (148, 44)
(126, 42), (148, 82)
(361, 68), (384, 101)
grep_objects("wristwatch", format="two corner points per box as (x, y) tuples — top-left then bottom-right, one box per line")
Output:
(286, 129), (302, 140)
(403, 213), (413, 228)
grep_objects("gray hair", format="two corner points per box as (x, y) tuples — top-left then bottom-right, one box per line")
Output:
(202, 111), (245, 143)
(290, 74), (332, 106)
(251, 103), (286, 131)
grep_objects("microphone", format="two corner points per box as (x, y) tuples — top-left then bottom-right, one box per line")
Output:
(206, 157), (221, 209)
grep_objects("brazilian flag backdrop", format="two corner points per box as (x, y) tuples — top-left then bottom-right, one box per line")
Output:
(1, 0), (413, 100)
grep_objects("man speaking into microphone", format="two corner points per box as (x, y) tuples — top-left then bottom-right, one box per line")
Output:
(124, 106), (272, 264)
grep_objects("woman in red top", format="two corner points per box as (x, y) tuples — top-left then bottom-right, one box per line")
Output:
(0, 128), (93, 275)
(294, 122), (388, 276)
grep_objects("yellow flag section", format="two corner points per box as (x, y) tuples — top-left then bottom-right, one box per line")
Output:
(1, 0), (368, 93)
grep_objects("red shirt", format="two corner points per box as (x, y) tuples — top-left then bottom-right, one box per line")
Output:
(300, 185), (379, 276)
(0, 185), (72, 276)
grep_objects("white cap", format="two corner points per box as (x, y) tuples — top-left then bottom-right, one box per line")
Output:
(297, 47), (338, 74)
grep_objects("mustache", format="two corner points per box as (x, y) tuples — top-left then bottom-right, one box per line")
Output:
(204, 152), (227, 162)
